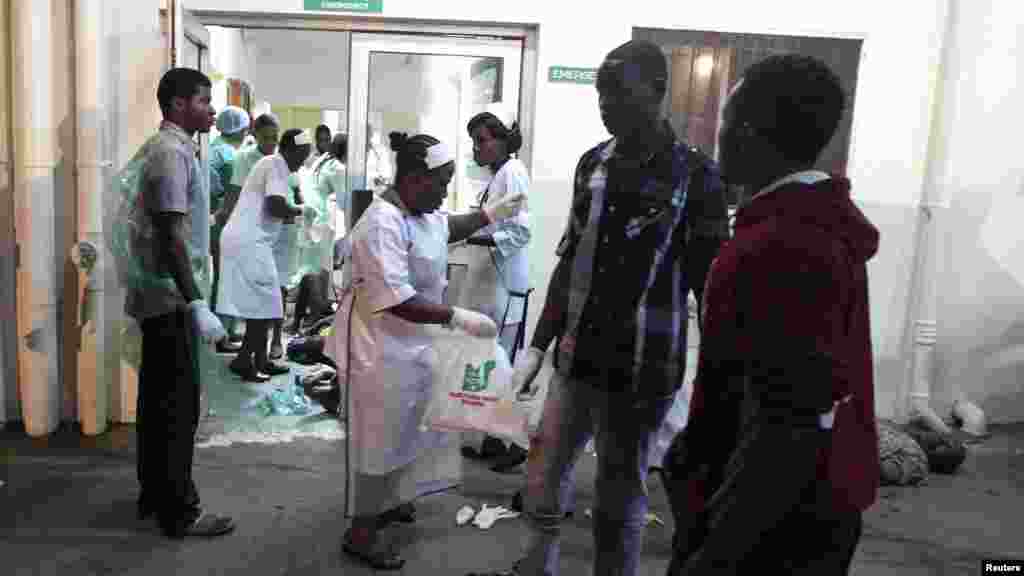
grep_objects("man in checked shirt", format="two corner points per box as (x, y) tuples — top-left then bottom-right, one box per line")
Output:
(468, 39), (728, 576)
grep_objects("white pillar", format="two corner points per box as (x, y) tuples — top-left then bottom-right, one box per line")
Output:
(12, 0), (60, 437)
(0, 0), (12, 425)
(903, 0), (956, 432)
(74, 0), (113, 436)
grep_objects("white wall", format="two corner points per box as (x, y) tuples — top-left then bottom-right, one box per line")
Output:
(931, 0), (1024, 422)
(185, 0), (1024, 421)
(245, 29), (350, 110)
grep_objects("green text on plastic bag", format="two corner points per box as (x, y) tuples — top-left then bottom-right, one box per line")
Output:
(462, 360), (497, 393)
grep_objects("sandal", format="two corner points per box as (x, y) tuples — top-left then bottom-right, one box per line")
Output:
(216, 340), (242, 354)
(165, 512), (235, 539)
(229, 361), (271, 383)
(261, 362), (290, 376)
(343, 531), (405, 571)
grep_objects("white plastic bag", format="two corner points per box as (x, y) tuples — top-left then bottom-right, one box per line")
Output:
(649, 380), (693, 469)
(422, 328), (530, 450)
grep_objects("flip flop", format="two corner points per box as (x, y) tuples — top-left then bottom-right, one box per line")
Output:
(184, 513), (235, 537)
(241, 371), (271, 383)
(165, 512), (235, 539)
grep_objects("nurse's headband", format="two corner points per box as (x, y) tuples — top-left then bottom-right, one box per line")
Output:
(293, 131), (312, 147)
(425, 142), (454, 170)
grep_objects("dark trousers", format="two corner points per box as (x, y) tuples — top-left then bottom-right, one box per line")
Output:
(137, 310), (201, 536)
(210, 223), (223, 311)
(292, 269), (331, 331)
(670, 426), (863, 575)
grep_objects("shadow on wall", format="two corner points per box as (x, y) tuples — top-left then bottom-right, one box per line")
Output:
(935, 186), (1024, 423)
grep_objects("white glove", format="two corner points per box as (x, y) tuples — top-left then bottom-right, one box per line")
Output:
(483, 192), (527, 224)
(449, 307), (498, 339)
(188, 300), (227, 345)
(514, 347), (546, 400)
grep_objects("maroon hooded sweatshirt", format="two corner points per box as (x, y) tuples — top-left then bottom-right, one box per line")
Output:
(686, 176), (880, 514)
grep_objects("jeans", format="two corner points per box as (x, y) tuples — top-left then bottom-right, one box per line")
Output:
(520, 372), (673, 576)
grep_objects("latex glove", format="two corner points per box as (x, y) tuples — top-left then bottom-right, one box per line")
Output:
(483, 192), (527, 224)
(302, 203), (320, 221)
(472, 505), (499, 529)
(473, 505), (518, 529)
(456, 505), (476, 526)
(514, 347), (546, 400)
(188, 300), (227, 345)
(449, 307), (498, 339)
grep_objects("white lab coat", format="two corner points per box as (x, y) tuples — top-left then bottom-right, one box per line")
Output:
(231, 143), (266, 189)
(459, 158), (531, 327)
(216, 154), (291, 319)
(304, 155), (346, 272)
(326, 194), (460, 514)
(272, 171), (304, 288)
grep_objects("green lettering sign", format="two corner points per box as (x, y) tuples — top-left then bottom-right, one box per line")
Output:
(304, 0), (383, 13)
(548, 66), (598, 84)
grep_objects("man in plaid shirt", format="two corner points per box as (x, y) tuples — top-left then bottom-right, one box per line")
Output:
(469, 39), (728, 576)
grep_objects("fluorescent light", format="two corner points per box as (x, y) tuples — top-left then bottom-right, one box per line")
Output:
(696, 53), (715, 77)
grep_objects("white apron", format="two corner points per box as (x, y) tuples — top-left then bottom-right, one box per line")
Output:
(458, 159), (531, 327)
(216, 155), (289, 319)
(273, 222), (300, 287)
(327, 196), (460, 515)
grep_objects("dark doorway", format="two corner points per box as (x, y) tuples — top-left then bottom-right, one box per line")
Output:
(634, 28), (863, 206)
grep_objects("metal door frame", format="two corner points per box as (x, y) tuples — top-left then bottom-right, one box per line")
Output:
(189, 9), (540, 215)
(347, 32), (523, 226)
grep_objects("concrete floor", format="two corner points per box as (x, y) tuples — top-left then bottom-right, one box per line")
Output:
(1, 418), (1022, 576)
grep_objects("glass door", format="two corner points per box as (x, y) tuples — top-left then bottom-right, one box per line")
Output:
(346, 33), (523, 233)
